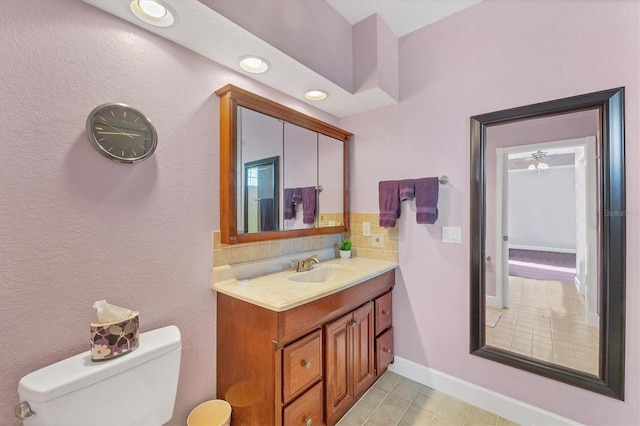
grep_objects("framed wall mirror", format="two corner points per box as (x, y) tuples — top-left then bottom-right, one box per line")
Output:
(470, 88), (625, 399)
(217, 85), (351, 244)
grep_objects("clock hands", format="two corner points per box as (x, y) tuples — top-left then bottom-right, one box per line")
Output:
(96, 131), (141, 138)
(101, 123), (140, 139)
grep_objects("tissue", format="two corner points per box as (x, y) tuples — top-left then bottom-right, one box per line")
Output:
(90, 300), (139, 362)
(93, 300), (132, 324)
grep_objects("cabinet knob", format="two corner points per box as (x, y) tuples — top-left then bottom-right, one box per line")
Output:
(304, 417), (313, 426)
(381, 309), (390, 315)
(350, 319), (360, 327)
(301, 360), (312, 369)
(383, 347), (392, 354)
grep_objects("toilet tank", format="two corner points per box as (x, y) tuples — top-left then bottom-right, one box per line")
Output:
(18, 325), (181, 426)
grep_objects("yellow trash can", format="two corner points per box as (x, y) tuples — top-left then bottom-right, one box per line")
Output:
(187, 400), (232, 426)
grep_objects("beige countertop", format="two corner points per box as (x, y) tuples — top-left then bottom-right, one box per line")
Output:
(212, 256), (398, 312)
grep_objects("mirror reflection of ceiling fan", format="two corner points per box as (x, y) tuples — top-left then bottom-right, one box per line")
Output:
(527, 150), (549, 173)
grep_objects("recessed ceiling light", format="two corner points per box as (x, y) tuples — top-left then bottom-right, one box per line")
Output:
(304, 90), (328, 101)
(238, 56), (270, 74)
(130, 0), (175, 27)
(138, 0), (166, 17)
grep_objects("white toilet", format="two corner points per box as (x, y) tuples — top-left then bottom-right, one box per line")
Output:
(17, 325), (181, 425)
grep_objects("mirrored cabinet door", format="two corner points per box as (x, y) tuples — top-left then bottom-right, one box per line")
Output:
(318, 134), (345, 228)
(237, 107), (283, 235)
(283, 122), (318, 230)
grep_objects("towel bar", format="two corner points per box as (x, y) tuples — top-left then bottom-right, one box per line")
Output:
(438, 175), (449, 185)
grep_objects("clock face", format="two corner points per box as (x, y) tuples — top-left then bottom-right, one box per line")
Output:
(86, 103), (158, 163)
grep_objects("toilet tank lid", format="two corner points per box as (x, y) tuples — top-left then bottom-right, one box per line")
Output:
(18, 325), (181, 403)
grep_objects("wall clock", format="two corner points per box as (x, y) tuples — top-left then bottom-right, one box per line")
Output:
(86, 103), (158, 163)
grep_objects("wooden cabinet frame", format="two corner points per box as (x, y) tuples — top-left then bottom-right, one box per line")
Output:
(216, 84), (352, 244)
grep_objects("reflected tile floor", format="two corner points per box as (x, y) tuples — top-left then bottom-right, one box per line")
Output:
(336, 371), (519, 426)
(486, 277), (599, 375)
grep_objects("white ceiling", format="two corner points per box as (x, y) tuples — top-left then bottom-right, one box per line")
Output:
(82, 0), (480, 117)
(328, 0), (481, 37)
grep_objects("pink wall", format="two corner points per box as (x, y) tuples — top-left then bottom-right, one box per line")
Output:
(342, 0), (639, 424)
(0, 1), (336, 424)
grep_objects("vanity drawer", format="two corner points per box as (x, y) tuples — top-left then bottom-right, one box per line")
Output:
(283, 381), (323, 426)
(376, 328), (394, 375)
(283, 330), (322, 404)
(375, 291), (392, 334)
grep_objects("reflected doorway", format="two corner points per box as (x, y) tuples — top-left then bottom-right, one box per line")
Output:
(243, 156), (279, 233)
(487, 137), (600, 375)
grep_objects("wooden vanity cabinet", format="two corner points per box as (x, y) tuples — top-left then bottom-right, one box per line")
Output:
(216, 269), (395, 426)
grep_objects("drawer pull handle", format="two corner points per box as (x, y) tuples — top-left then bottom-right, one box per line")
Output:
(301, 360), (312, 369)
(304, 417), (313, 426)
(381, 309), (390, 315)
(383, 347), (392, 354)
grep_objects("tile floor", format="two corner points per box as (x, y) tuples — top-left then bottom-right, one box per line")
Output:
(336, 371), (519, 426)
(486, 276), (599, 375)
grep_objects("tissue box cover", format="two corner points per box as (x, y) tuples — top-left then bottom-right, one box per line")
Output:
(90, 312), (139, 361)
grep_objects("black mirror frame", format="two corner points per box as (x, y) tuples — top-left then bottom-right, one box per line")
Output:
(470, 87), (625, 400)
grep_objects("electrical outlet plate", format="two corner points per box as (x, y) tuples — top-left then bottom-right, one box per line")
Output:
(363, 222), (371, 236)
(371, 232), (385, 248)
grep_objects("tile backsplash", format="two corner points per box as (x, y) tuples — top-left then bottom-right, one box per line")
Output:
(213, 212), (398, 266)
(348, 213), (398, 262)
(213, 232), (344, 267)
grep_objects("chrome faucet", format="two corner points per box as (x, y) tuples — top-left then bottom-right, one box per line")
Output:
(291, 255), (320, 272)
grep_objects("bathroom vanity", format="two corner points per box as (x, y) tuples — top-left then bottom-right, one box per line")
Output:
(213, 256), (396, 426)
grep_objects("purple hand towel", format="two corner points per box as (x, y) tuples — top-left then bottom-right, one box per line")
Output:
(415, 177), (439, 224)
(302, 186), (317, 224)
(283, 188), (294, 220)
(378, 180), (401, 228)
(399, 179), (415, 202)
(292, 188), (303, 204)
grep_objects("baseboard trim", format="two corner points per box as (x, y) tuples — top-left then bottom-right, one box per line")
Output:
(388, 356), (579, 425)
(509, 245), (577, 254)
(587, 311), (599, 328)
(486, 295), (502, 309)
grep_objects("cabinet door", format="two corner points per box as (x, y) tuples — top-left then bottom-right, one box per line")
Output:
(325, 312), (353, 422)
(352, 302), (375, 396)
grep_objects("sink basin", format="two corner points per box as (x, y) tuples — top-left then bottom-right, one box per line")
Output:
(288, 265), (355, 283)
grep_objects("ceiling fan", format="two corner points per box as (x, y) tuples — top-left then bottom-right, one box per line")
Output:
(526, 150), (549, 173)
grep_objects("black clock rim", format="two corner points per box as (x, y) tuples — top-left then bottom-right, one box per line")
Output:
(86, 102), (158, 164)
